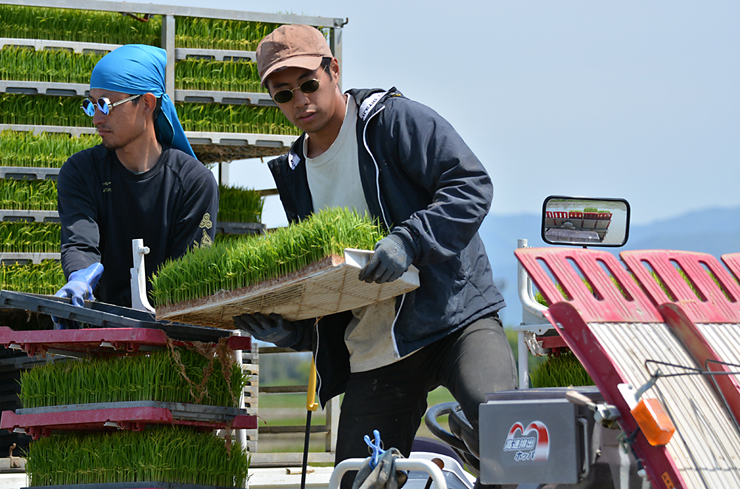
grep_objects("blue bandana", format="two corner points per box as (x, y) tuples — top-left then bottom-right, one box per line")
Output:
(90, 44), (196, 159)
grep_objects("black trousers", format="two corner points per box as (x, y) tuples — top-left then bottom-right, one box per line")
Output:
(335, 313), (517, 468)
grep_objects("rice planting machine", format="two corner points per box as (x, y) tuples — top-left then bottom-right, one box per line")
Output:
(414, 195), (740, 489)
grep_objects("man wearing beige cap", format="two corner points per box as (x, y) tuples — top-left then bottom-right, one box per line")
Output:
(235, 24), (516, 480)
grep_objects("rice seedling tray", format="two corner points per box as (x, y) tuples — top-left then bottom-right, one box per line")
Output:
(0, 80), (88, 98)
(176, 89), (274, 106)
(22, 483), (237, 489)
(177, 47), (256, 62)
(0, 166), (59, 180)
(0, 253), (60, 265)
(0, 81), (273, 107)
(0, 210), (58, 223)
(215, 222), (265, 235)
(0, 37), (120, 55)
(0, 326), (250, 357)
(0, 124), (96, 139)
(157, 248), (420, 329)
(0, 291), (231, 343)
(184, 131), (296, 148)
(3, 401), (257, 437)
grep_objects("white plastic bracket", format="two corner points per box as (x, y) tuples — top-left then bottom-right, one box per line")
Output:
(130, 238), (155, 313)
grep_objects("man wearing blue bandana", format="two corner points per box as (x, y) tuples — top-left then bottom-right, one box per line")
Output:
(55, 44), (218, 314)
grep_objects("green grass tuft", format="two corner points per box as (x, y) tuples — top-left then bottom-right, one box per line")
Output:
(26, 427), (248, 487)
(20, 342), (247, 408)
(0, 95), (298, 135)
(529, 351), (594, 388)
(0, 46), (102, 84)
(0, 222), (59, 253)
(219, 184), (264, 223)
(0, 130), (100, 168)
(151, 208), (387, 307)
(0, 179), (57, 210)
(0, 261), (65, 295)
(175, 17), (280, 51)
(176, 58), (265, 93)
(0, 5), (161, 45)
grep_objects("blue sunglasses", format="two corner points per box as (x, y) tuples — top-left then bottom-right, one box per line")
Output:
(81, 94), (141, 117)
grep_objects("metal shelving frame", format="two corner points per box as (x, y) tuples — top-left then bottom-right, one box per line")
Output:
(0, 0), (346, 468)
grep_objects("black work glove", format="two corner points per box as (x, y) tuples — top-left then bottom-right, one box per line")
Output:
(233, 313), (300, 347)
(358, 234), (415, 284)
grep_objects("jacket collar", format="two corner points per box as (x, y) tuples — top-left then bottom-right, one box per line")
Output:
(285, 88), (400, 170)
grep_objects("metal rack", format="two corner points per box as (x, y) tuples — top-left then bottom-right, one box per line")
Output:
(0, 0), (347, 474)
(0, 0), (345, 163)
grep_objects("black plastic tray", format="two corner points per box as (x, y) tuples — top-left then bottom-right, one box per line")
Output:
(0, 291), (229, 343)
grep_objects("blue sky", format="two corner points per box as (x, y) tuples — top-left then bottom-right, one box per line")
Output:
(135, 0), (740, 228)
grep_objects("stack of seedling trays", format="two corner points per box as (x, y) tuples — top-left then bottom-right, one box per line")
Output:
(0, 291), (257, 488)
(0, 1), (333, 165)
(0, 124), (79, 457)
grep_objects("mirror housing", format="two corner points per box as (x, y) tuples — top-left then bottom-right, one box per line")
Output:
(542, 196), (630, 247)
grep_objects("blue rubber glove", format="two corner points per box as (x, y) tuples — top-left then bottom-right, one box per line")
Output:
(53, 262), (104, 329)
(358, 234), (415, 284)
(233, 313), (299, 347)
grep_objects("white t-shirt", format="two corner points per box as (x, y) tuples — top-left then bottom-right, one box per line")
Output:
(304, 96), (404, 373)
(305, 96), (368, 217)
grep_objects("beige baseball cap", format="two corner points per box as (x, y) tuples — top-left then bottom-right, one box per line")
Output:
(256, 25), (333, 85)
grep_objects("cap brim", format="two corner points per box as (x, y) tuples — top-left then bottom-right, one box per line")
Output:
(261, 55), (324, 86)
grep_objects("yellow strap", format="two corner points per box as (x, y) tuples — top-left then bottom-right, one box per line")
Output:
(307, 357), (319, 411)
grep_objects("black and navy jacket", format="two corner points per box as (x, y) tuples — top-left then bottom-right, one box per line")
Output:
(58, 145), (218, 307)
(268, 88), (505, 405)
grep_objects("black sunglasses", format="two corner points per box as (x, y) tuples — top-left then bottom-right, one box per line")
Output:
(272, 79), (321, 104)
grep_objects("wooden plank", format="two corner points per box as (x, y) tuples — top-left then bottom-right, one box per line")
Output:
(156, 250), (419, 329)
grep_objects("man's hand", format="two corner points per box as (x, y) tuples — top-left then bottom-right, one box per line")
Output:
(233, 313), (300, 347)
(358, 234), (415, 284)
(53, 262), (104, 329)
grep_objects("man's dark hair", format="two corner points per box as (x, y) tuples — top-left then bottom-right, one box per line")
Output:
(131, 94), (161, 125)
(320, 57), (332, 75)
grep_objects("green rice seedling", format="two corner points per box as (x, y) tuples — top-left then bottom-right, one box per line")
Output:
(213, 233), (256, 245)
(0, 261), (65, 295)
(20, 340), (247, 408)
(529, 350), (594, 388)
(176, 102), (300, 135)
(175, 58), (265, 93)
(0, 94), (93, 128)
(0, 130), (100, 168)
(219, 184), (263, 223)
(26, 427), (248, 487)
(0, 222), (60, 253)
(0, 5), (161, 45)
(175, 17), (280, 51)
(0, 179), (57, 210)
(0, 95), (298, 135)
(0, 47), (102, 84)
(151, 207), (387, 307)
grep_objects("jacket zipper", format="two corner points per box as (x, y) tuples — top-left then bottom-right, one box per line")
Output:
(361, 104), (404, 360)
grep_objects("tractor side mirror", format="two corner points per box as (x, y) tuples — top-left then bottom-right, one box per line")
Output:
(541, 196), (630, 247)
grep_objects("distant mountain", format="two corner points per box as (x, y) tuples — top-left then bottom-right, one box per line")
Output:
(480, 206), (740, 326)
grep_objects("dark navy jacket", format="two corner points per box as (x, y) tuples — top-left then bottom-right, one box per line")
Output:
(268, 88), (505, 405)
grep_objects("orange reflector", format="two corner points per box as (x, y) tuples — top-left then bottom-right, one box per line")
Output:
(631, 398), (675, 446)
